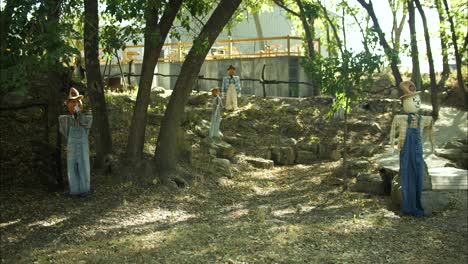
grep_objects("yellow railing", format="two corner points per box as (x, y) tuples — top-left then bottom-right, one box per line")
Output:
(101, 36), (320, 64)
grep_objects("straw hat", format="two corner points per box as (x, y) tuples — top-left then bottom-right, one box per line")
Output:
(68, 87), (84, 100)
(400, 81), (421, 99)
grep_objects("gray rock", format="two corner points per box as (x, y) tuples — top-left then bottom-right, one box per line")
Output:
(330, 149), (341, 161)
(444, 140), (466, 150)
(271, 146), (295, 165)
(347, 158), (371, 177)
(295, 150), (317, 164)
(359, 144), (378, 157)
(211, 158), (232, 178)
(317, 142), (339, 160)
(224, 136), (240, 146)
(208, 148), (217, 157)
(212, 141), (235, 160)
(188, 93), (210, 105)
(297, 142), (319, 152)
(421, 191), (450, 215)
(194, 125), (208, 138)
(258, 148), (272, 160)
(281, 138), (298, 146)
(352, 173), (385, 195)
(435, 148), (463, 161)
(390, 162), (432, 205)
(245, 157), (274, 169)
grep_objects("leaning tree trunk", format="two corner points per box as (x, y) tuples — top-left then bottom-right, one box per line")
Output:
(435, 0), (450, 89)
(125, 0), (182, 162)
(408, 0), (422, 91)
(357, 0), (403, 90)
(442, 0), (467, 108)
(84, 0), (113, 168)
(154, 0), (243, 185)
(253, 13), (265, 50)
(414, 0), (439, 120)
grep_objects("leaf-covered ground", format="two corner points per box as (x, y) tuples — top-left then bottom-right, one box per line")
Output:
(1, 91), (467, 263)
(1, 162), (467, 263)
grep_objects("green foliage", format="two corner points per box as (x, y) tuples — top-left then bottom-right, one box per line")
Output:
(0, 0), (80, 96)
(304, 49), (382, 113)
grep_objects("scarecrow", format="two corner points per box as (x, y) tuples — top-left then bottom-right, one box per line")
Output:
(390, 81), (434, 217)
(209, 87), (223, 138)
(221, 65), (241, 111)
(59, 88), (93, 196)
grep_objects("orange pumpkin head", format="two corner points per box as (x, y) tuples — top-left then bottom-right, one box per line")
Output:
(211, 87), (220, 97)
(66, 87), (84, 114)
(67, 99), (83, 114)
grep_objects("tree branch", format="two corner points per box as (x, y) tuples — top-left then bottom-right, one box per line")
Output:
(273, 0), (301, 17)
(318, 1), (344, 56)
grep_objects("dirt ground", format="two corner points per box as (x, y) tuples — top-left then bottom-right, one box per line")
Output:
(1, 92), (467, 263)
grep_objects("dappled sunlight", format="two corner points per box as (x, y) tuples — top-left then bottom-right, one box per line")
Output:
(97, 207), (197, 229)
(0, 219), (21, 228)
(27, 216), (68, 228)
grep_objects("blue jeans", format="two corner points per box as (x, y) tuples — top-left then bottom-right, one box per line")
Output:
(67, 125), (91, 195)
(399, 115), (424, 217)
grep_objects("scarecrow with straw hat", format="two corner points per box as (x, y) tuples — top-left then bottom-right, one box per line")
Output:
(389, 80), (434, 217)
(221, 65), (241, 111)
(209, 87), (223, 138)
(59, 88), (93, 197)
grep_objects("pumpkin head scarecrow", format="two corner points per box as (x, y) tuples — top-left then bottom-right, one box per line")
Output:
(59, 88), (93, 196)
(389, 81), (434, 217)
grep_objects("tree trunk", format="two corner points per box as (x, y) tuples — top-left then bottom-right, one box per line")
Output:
(357, 0), (403, 89)
(442, 0), (467, 108)
(295, 0), (315, 59)
(273, 0), (315, 58)
(435, 0), (450, 89)
(154, 0), (242, 184)
(342, 96), (350, 191)
(253, 13), (265, 50)
(84, 0), (113, 168)
(408, 0), (422, 91)
(414, 0), (439, 120)
(125, 0), (182, 162)
(388, 0), (407, 52)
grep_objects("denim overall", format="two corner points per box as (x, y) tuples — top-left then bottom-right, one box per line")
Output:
(399, 114), (424, 217)
(209, 96), (222, 138)
(59, 114), (92, 195)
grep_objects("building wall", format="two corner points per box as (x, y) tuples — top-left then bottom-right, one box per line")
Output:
(156, 57), (313, 98)
(99, 56), (313, 97)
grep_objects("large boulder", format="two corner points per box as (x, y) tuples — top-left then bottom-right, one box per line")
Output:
(271, 146), (295, 165)
(421, 191), (450, 215)
(211, 158), (232, 178)
(295, 150), (317, 164)
(194, 119), (211, 138)
(212, 141), (236, 160)
(352, 173), (385, 195)
(245, 157), (274, 169)
(435, 148), (468, 169)
(187, 93), (210, 106)
(390, 163), (448, 215)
